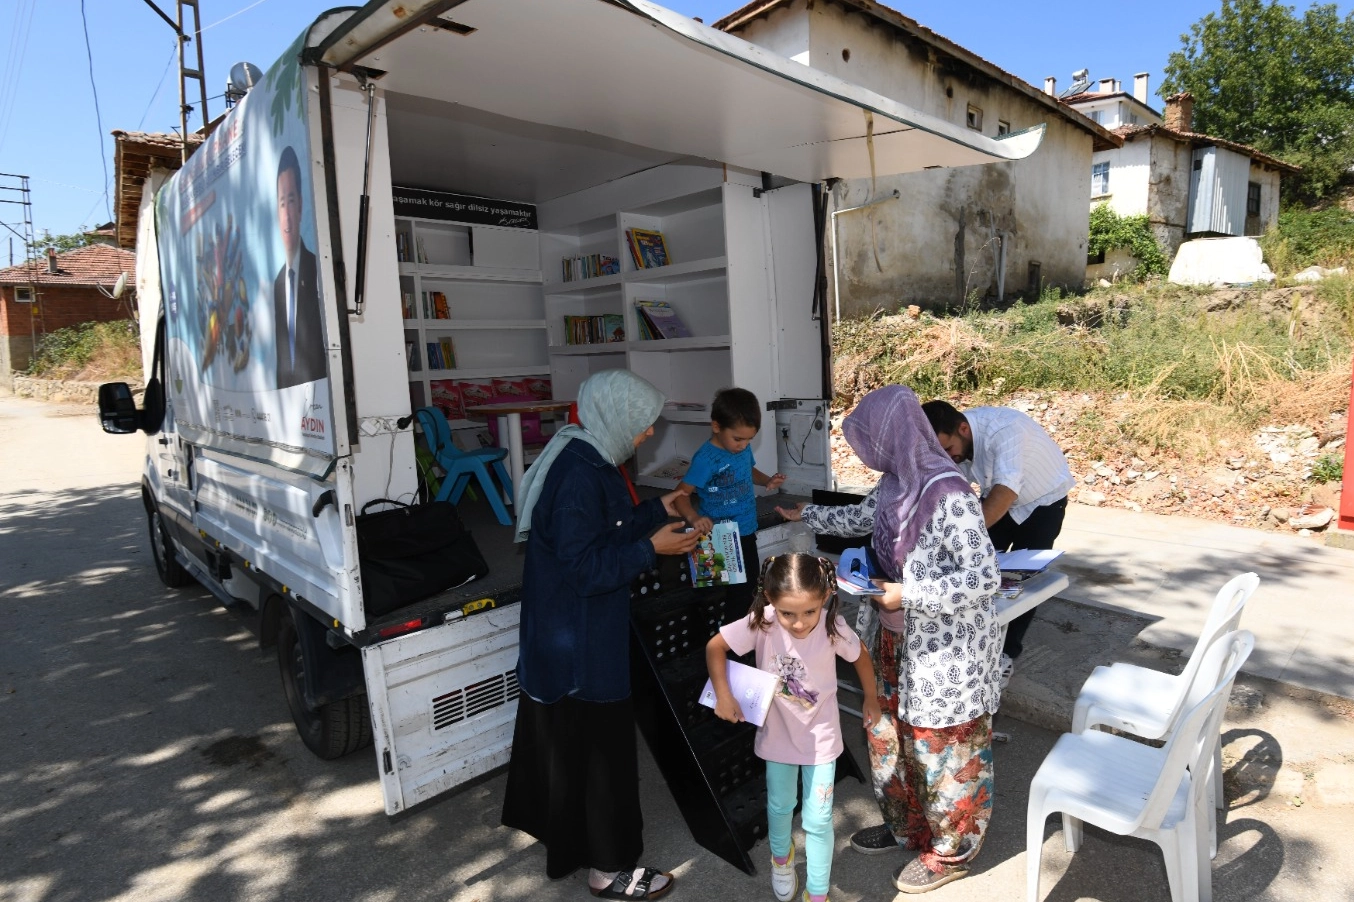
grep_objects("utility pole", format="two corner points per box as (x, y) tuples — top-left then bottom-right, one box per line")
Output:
(142, 0), (210, 160)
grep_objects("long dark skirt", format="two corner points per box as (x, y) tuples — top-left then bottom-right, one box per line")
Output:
(501, 693), (644, 878)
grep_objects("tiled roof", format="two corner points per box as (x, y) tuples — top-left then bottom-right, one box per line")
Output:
(1062, 91), (1163, 119)
(1113, 124), (1300, 173)
(0, 244), (136, 286)
(113, 129), (203, 250)
(714, 0), (1123, 151)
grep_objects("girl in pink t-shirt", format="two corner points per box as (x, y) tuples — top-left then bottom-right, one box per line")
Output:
(706, 554), (880, 902)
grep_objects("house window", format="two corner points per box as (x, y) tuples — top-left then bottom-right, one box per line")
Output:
(1091, 162), (1110, 196)
(1247, 182), (1261, 216)
(966, 104), (983, 131)
(997, 120), (1011, 136)
(1089, 109), (1104, 124)
(14, 286), (33, 303)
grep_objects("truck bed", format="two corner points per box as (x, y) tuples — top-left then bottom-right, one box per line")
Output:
(358, 487), (811, 642)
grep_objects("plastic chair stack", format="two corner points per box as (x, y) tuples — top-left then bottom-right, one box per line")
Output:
(1026, 629), (1255, 902)
(1070, 572), (1258, 855)
(413, 406), (514, 527)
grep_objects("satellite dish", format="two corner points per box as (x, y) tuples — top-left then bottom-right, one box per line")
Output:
(225, 62), (264, 105)
(113, 272), (128, 298)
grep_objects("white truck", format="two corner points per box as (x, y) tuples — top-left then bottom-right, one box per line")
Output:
(97, 0), (1041, 817)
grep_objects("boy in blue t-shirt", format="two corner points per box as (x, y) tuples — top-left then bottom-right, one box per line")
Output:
(674, 388), (785, 618)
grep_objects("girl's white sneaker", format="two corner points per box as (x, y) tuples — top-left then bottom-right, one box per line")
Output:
(770, 846), (797, 902)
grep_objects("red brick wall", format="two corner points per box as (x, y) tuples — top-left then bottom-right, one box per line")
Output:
(1, 283), (130, 337)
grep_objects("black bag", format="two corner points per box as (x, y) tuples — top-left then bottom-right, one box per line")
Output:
(355, 499), (490, 618)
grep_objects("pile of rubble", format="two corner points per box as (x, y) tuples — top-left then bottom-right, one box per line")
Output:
(828, 391), (1347, 538)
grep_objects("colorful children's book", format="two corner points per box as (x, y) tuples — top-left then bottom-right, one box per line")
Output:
(689, 520), (747, 587)
(635, 299), (692, 339)
(626, 228), (670, 268)
(431, 291), (450, 319)
(699, 659), (779, 727)
(438, 337), (456, 370)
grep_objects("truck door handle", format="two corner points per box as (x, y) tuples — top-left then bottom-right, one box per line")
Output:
(312, 490), (337, 518)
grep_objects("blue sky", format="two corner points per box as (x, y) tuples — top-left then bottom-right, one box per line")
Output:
(1, 0), (1348, 248)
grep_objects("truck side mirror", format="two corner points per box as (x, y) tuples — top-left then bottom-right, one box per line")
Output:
(97, 382), (141, 434)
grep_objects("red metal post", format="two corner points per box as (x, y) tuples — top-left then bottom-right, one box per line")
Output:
(1340, 359), (1354, 532)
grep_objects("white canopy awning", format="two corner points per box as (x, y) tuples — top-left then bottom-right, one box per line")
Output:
(308, 0), (1044, 185)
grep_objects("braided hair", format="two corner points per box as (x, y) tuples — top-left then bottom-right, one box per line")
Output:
(746, 552), (843, 641)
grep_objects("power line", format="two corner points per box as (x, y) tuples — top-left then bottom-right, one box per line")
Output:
(137, 44), (180, 131)
(0, 0), (38, 156)
(79, 0), (112, 224)
(201, 0), (274, 33)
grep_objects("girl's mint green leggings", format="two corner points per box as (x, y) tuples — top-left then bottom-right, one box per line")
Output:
(766, 759), (837, 896)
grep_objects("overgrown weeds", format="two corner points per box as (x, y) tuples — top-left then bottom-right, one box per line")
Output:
(833, 283), (1352, 459)
(27, 320), (142, 381)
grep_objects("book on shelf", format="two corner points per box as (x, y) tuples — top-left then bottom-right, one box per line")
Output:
(396, 232), (409, 263)
(401, 291), (415, 320)
(415, 235), (429, 264)
(563, 313), (626, 345)
(405, 340), (421, 372)
(438, 337), (456, 370)
(626, 227), (670, 268)
(561, 253), (620, 282)
(430, 291), (450, 319)
(644, 456), (691, 481)
(635, 299), (692, 339)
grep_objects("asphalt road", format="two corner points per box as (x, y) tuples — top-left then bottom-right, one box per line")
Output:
(1, 393), (1348, 902)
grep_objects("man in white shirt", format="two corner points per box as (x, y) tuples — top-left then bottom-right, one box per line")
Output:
(922, 400), (1076, 664)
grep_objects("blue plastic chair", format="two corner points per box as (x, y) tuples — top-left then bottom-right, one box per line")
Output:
(413, 406), (514, 526)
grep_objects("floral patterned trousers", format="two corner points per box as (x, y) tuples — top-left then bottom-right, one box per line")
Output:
(865, 627), (994, 873)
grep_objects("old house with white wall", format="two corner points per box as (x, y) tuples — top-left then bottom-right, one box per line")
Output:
(714, 0), (1120, 313)
(1063, 87), (1298, 281)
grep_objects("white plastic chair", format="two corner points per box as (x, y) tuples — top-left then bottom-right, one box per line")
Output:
(1071, 571), (1259, 829)
(1026, 630), (1254, 902)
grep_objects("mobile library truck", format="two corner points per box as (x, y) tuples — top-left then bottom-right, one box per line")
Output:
(98, 0), (1042, 821)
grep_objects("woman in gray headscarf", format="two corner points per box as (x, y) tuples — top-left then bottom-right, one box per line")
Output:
(840, 385), (1001, 895)
(502, 369), (698, 901)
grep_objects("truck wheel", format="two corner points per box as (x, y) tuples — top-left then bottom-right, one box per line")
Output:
(277, 610), (372, 759)
(148, 505), (193, 588)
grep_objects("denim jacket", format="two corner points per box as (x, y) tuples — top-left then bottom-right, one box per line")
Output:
(517, 438), (667, 703)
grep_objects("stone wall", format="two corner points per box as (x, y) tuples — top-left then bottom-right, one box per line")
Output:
(10, 375), (143, 405)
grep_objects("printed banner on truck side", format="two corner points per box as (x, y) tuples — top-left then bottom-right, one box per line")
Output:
(156, 35), (336, 476)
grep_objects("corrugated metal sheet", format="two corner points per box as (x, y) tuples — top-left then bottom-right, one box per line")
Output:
(1188, 146), (1250, 236)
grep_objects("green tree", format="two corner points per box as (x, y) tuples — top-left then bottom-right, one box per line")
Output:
(1159, 0), (1354, 200)
(27, 229), (91, 259)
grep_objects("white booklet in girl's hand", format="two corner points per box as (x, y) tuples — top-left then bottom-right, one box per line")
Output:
(699, 659), (779, 727)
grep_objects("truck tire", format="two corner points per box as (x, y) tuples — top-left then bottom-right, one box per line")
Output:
(277, 609), (372, 759)
(148, 505), (193, 588)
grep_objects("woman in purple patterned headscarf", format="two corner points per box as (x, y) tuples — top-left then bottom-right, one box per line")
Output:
(840, 386), (1002, 895)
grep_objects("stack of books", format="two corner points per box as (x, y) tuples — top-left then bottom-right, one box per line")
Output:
(625, 228), (670, 269)
(634, 299), (692, 340)
(561, 254), (620, 281)
(425, 337), (456, 370)
(422, 291), (451, 319)
(564, 313), (625, 345)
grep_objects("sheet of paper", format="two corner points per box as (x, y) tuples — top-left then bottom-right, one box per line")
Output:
(996, 548), (1064, 571)
(699, 659), (779, 726)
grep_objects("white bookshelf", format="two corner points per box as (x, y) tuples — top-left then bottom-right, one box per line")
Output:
(537, 165), (777, 488)
(395, 215), (548, 422)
